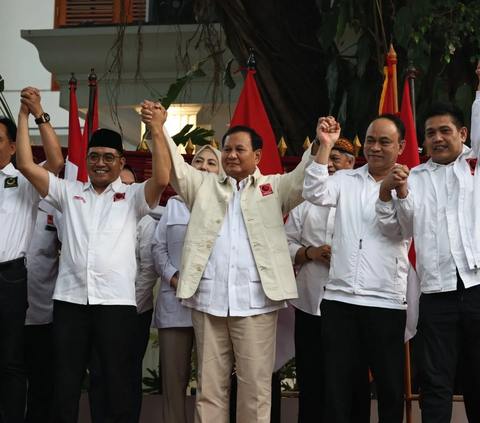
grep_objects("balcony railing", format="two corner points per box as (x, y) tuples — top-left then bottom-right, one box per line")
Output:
(54, 0), (146, 27)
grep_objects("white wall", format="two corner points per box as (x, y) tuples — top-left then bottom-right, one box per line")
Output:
(0, 0), (72, 145)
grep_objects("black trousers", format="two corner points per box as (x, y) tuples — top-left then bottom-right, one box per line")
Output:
(24, 323), (54, 423)
(321, 300), (406, 423)
(417, 279), (480, 423)
(294, 308), (371, 423)
(0, 258), (28, 423)
(89, 308), (154, 423)
(50, 301), (137, 423)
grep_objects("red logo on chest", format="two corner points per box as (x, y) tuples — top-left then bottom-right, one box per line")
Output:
(466, 158), (477, 176)
(113, 192), (126, 202)
(47, 214), (54, 225)
(73, 196), (86, 203)
(259, 183), (274, 196)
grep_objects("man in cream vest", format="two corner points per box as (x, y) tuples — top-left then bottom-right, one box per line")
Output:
(141, 101), (318, 423)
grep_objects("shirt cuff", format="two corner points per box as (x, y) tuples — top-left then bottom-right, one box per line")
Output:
(163, 264), (179, 287)
(375, 198), (396, 214)
(396, 194), (413, 210)
(288, 244), (302, 265)
(307, 161), (329, 174)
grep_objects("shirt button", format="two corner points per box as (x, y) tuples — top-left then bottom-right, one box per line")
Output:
(224, 195), (228, 200)
(197, 266), (202, 271)
(206, 243), (212, 249)
(216, 219), (221, 224)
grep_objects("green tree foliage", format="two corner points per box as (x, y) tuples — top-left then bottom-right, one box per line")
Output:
(315, 0), (480, 143)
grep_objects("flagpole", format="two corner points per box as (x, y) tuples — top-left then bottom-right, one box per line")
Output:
(407, 62), (417, 127)
(389, 45), (399, 113)
(69, 72), (77, 92)
(87, 68), (97, 143)
(404, 61), (417, 423)
(247, 48), (257, 71)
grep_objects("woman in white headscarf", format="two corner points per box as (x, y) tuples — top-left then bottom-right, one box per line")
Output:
(151, 144), (223, 423)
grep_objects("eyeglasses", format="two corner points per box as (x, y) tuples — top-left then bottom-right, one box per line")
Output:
(86, 153), (121, 165)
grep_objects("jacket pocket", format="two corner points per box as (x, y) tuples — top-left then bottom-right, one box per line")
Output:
(249, 266), (266, 308)
(257, 197), (283, 228)
(273, 250), (297, 295)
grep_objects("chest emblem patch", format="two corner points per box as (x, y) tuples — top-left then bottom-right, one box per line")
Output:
(4, 177), (18, 188)
(466, 158), (477, 176)
(113, 192), (126, 202)
(259, 183), (274, 196)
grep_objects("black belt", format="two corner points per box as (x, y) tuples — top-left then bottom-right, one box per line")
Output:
(0, 257), (26, 272)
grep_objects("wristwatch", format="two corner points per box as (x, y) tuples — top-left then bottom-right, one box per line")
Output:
(35, 113), (50, 125)
(314, 137), (320, 146)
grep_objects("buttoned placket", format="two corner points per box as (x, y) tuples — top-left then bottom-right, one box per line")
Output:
(227, 181), (243, 310)
(445, 166), (463, 274)
(86, 188), (106, 302)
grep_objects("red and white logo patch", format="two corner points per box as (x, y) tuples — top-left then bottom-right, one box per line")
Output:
(113, 192), (126, 202)
(73, 196), (86, 203)
(47, 214), (54, 225)
(259, 183), (274, 196)
(466, 158), (477, 176)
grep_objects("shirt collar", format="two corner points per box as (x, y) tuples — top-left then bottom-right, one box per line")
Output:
(0, 162), (17, 176)
(426, 144), (471, 171)
(220, 167), (261, 187)
(84, 176), (123, 193)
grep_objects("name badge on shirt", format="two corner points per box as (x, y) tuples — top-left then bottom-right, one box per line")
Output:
(113, 192), (126, 202)
(45, 214), (57, 232)
(4, 177), (18, 188)
(259, 183), (274, 196)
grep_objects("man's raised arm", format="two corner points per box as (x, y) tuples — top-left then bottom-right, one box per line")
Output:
(141, 101), (171, 208)
(302, 117), (342, 207)
(141, 101), (206, 210)
(20, 87), (63, 175)
(472, 61), (480, 157)
(16, 101), (51, 198)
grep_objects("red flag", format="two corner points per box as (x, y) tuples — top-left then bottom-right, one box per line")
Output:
(82, 84), (99, 158)
(398, 79), (420, 169)
(398, 78), (420, 273)
(65, 84), (88, 182)
(230, 70), (283, 175)
(398, 78), (421, 331)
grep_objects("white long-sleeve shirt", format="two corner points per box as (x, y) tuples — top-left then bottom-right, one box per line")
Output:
(378, 144), (480, 293)
(151, 197), (193, 328)
(303, 162), (409, 309)
(135, 215), (159, 314)
(285, 202), (335, 315)
(25, 201), (59, 325)
(181, 176), (286, 317)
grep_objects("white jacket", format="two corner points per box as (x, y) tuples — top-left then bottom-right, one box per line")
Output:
(387, 144), (480, 292)
(470, 92), (480, 263)
(303, 162), (410, 303)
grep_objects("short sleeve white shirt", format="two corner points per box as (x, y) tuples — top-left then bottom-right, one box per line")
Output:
(43, 173), (154, 306)
(0, 163), (41, 262)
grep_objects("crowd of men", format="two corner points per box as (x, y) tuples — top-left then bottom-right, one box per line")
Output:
(1, 63), (480, 423)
